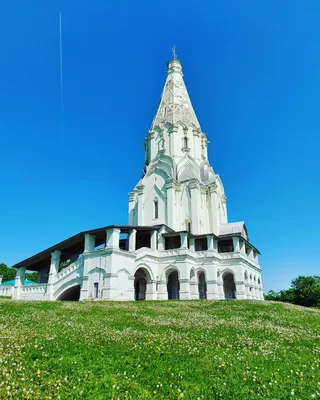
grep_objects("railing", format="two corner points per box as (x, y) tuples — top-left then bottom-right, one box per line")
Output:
(55, 259), (83, 282)
(21, 284), (47, 294)
(0, 286), (13, 297)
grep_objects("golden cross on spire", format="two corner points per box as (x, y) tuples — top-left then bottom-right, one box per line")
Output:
(172, 46), (177, 60)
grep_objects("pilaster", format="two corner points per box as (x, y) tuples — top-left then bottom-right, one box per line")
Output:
(157, 281), (168, 300)
(206, 280), (219, 300)
(102, 273), (119, 300)
(209, 183), (219, 236)
(179, 278), (190, 300)
(190, 179), (200, 234)
(146, 280), (157, 300)
(137, 185), (144, 225)
(166, 179), (176, 229)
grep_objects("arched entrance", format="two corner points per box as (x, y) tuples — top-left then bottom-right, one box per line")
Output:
(167, 271), (179, 300)
(223, 273), (236, 300)
(134, 268), (147, 300)
(198, 271), (207, 299)
(56, 285), (80, 301)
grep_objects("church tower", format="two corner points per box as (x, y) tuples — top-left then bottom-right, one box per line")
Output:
(128, 54), (227, 235)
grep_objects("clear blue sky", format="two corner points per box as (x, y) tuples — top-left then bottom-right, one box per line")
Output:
(1, 0), (319, 292)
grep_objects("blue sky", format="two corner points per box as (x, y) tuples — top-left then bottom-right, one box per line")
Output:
(1, 0), (319, 292)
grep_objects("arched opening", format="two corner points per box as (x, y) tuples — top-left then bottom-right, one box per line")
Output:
(167, 271), (179, 300)
(198, 271), (207, 299)
(134, 268), (147, 300)
(57, 285), (80, 301)
(223, 273), (236, 300)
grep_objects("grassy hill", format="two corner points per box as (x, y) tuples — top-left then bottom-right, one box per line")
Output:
(0, 300), (319, 399)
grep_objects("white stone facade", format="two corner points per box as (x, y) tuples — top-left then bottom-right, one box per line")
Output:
(8, 56), (264, 301)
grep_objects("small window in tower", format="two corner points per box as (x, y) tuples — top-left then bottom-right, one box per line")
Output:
(154, 198), (159, 219)
(184, 136), (188, 149)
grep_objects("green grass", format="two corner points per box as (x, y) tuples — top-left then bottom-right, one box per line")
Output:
(0, 300), (319, 399)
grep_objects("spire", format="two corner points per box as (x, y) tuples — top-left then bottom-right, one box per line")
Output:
(151, 53), (201, 130)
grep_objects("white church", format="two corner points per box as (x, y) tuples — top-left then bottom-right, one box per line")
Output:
(1, 54), (264, 301)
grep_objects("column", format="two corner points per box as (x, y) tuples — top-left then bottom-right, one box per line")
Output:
(14, 267), (26, 300)
(80, 236), (95, 300)
(137, 185), (144, 225)
(158, 232), (165, 251)
(189, 238), (195, 252)
(207, 234), (214, 251)
(247, 247), (254, 260)
(240, 240), (246, 255)
(151, 230), (158, 250)
(190, 180), (200, 234)
(128, 229), (137, 252)
(47, 250), (61, 300)
(48, 250), (61, 284)
(213, 238), (218, 252)
(146, 280), (157, 300)
(180, 232), (188, 249)
(106, 228), (120, 249)
(232, 237), (240, 252)
(84, 233), (95, 253)
(209, 183), (219, 235)
(166, 179), (175, 229)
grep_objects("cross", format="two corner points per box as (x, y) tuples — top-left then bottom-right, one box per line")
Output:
(172, 46), (177, 60)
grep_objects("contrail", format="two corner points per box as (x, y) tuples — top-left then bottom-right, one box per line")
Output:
(59, 12), (64, 148)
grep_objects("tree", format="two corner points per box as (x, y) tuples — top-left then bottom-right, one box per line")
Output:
(0, 264), (16, 282)
(291, 275), (320, 307)
(264, 275), (320, 308)
(26, 271), (38, 283)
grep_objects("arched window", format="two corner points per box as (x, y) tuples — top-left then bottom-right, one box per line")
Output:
(183, 136), (188, 149)
(154, 197), (159, 219)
